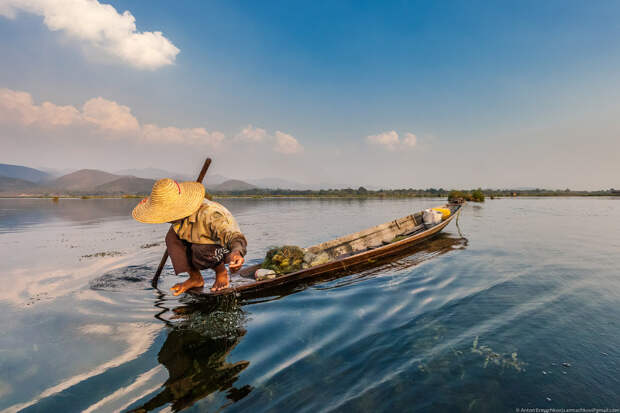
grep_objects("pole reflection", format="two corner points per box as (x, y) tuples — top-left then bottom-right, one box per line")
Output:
(133, 233), (468, 411)
(131, 297), (252, 412)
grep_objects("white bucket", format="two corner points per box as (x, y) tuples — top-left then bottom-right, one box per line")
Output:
(423, 209), (443, 227)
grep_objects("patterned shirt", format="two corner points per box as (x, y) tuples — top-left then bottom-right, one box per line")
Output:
(172, 200), (247, 256)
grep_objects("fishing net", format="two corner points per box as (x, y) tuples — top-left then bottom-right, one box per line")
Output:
(261, 245), (305, 274)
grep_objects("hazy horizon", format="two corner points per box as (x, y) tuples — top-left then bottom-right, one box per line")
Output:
(1, 1), (619, 190)
(2, 161), (615, 192)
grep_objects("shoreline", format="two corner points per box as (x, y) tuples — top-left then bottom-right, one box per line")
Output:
(0, 194), (618, 200)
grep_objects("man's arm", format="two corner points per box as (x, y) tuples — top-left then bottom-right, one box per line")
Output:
(228, 235), (247, 257)
(209, 211), (247, 271)
(227, 235), (247, 272)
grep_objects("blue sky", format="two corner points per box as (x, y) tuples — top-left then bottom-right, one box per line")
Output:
(1, 0), (619, 189)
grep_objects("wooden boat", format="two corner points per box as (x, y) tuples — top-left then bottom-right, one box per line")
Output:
(190, 203), (462, 299)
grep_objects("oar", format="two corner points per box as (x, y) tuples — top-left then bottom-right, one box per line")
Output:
(151, 157), (212, 288)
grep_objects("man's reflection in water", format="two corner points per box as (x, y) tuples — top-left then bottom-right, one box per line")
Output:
(131, 234), (468, 412)
(131, 298), (252, 412)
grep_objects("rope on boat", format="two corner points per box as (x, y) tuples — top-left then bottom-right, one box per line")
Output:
(455, 207), (465, 239)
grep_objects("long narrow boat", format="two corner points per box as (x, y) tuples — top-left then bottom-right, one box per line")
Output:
(191, 202), (462, 299)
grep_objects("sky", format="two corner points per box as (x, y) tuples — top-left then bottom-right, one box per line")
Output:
(0, 0), (619, 189)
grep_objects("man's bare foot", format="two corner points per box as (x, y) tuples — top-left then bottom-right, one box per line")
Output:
(210, 264), (229, 292)
(171, 269), (204, 296)
(210, 278), (229, 292)
(170, 278), (204, 296)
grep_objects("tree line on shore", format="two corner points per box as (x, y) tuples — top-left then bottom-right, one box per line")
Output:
(207, 187), (618, 201)
(8, 186), (618, 201)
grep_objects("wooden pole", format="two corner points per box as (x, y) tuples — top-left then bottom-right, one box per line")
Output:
(151, 158), (212, 288)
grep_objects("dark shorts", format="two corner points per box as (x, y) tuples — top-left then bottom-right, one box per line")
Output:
(165, 227), (230, 275)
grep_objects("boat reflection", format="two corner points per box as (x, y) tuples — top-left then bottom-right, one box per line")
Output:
(236, 233), (468, 303)
(130, 299), (252, 412)
(133, 233), (466, 411)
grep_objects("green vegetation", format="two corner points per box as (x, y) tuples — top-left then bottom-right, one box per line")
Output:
(140, 242), (161, 249)
(471, 189), (485, 202)
(471, 336), (525, 371)
(448, 189), (485, 202)
(214, 187), (455, 199)
(210, 187), (617, 200)
(390, 235), (409, 243)
(261, 245), (305, 274)
(80, 251), (124, 259)
(1, 187), (617, 200)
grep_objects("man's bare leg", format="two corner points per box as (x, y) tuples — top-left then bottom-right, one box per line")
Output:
(210, 263), (229, 291)
(171, 269), (204, 296)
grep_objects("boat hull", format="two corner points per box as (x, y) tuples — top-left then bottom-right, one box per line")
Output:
(189, 203), (461, 300)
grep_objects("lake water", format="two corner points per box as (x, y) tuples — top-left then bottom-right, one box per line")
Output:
(0, 197), (619, 412)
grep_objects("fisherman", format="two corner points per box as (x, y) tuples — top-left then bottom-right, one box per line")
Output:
(132, 178), (247, 295)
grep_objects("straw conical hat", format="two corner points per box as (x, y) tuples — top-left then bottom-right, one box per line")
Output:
(132, 178), (205, 224)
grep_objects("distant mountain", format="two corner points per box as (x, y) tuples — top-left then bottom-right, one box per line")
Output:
(48, 169), (121, 192)
(245, 177), (306, 190)
(114, 168), (230, 185)
(203, 173), (229, 186)
(38, 167), (77, 179)
(115, 167), (192, 182)
(0, 164), (364, 196)
(208, 179), (256, 192)
(0, 163), (51, 182)
(94, 176), (155, 194)
(0, 166), (242, 195)
(244, 177), (354, 190)
(0, 176), (42, 194)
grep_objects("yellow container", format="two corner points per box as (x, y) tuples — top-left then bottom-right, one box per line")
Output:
(432, 207), (451, 220)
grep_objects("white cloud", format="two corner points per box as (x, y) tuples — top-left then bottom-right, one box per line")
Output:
(0, 0), (179, 70)
(0, 88), (223, 145)
(0, 88), (304, 152)
(82, 97), (140, 132)
(274, 130), (303, 154)
(0, 88), (81, 126)
(237, 124), (267, 142)
(367, 130), (400, 150)
(236, 125), (304, 154)
(366, 130), (418, 150)
(142, 124), (225, 145)
(402, 132), (417, 147)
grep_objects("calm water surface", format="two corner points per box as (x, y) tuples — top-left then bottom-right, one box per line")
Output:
(0, 197), (619, 412)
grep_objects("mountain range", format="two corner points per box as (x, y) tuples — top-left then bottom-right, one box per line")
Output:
(0, 163), (265, 196)
(0, 164), (51, 183)
(0, 163), (358, 196)
(115, 168), (314, 189)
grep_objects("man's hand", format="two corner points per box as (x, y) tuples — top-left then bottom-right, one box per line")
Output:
(228, 251), (244, 272)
